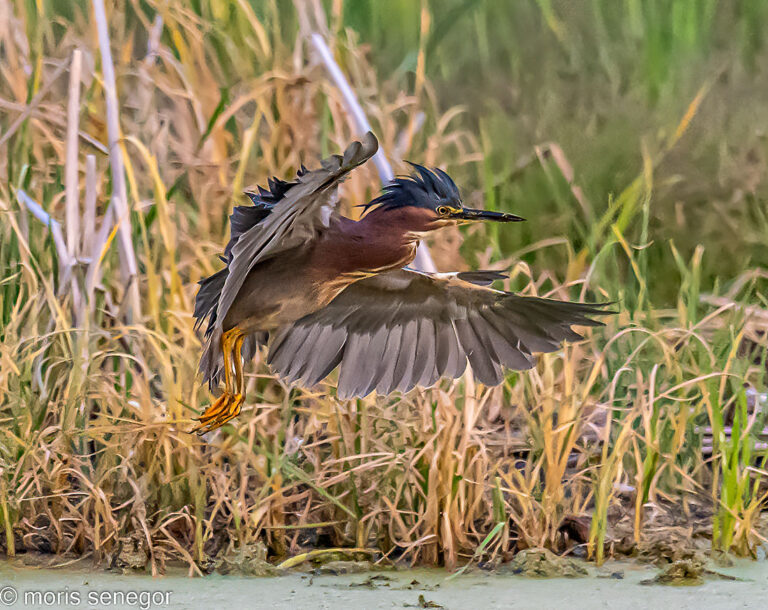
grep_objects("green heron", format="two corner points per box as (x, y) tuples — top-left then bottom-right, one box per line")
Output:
(192, 132), (610, 433)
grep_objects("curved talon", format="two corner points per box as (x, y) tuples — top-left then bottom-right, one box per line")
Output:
(193, 394), (231, 434)
(203, 394), (230, 420)
(208, 394), (243, 432)
(192, 393), (243, 435)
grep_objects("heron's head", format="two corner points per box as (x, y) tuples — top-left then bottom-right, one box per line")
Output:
(362, 163), (524, 234)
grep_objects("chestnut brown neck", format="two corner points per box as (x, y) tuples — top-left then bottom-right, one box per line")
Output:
(358, 205), (434, 241)
(314, 207), (432, 278)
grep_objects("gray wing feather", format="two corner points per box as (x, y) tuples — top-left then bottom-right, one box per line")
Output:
(455, 316), (500, 386)
(359, 326), (391, 397)
(301, 325), (346, 386)
(437, 321), (466, 379)
(373, 324), (404, 396)
(481, 311), (535, 370)
(285, 323), (326, 380)
(268, 325), (311, 375)
(393, 319), (419, 392)
(414, 319), (438, 387)
(338, 331), (370, 397)
(394, 319), (419, 392)
(267, 268), (612, 398)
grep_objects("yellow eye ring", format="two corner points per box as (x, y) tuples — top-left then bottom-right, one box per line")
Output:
(437, 205), (450, 216)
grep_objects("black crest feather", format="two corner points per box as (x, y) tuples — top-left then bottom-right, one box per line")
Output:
(362, 163), (461, 213)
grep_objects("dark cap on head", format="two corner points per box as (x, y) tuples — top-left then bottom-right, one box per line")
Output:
(362, 163), (461, 213)
(363, 163), (524, 223)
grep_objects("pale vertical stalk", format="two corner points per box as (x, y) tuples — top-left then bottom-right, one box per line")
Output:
(16, 188), (83, 311)
(65, 49), (85, 323)
(82, 155), (97, 258)
(310, 33), (392, 182)
(79, 157), (98, 436)
(17, 194), (29, 242)
(144, 14), (163, 65)
(85, 205), (114, 307)
(16, 189), (71, 269)
(65, 49), (82, 259)
(0, 478), (13, 557)
(92, 0), (141, 321)
(309, 32), (436, 272)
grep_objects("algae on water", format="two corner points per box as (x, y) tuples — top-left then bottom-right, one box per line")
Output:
(503, 548), (589, 578)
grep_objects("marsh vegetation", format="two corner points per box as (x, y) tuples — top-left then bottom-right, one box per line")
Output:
(1, 0), (767, 576)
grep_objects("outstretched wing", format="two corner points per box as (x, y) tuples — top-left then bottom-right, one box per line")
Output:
(266, 268), (613, 398)
(215, 131), (379, 327)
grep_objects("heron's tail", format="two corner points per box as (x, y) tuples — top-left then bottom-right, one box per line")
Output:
(199, 326), (223, 390)
(194, 267), (228, 335)
(194, 268), (228, 389)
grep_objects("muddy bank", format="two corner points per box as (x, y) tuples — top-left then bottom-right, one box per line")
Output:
(2, 557), (768, 610)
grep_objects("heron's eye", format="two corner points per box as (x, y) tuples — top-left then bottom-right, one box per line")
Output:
(436, 205), (450, 216)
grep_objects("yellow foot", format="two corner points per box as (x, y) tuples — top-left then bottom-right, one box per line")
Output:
(193, 393), (244, 435)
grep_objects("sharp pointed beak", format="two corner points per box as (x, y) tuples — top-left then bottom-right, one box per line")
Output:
(451, 207), (525, 223)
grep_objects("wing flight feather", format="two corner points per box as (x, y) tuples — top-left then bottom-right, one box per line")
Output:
(267, 268), (612, 397)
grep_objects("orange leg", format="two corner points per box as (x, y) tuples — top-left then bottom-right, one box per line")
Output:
(193, 329), (245, 434)
(233, 334), (245, 397)
(228, 335), (246, 418)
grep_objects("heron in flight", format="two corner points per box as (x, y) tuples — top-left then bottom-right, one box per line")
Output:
(192, 132), (610, 433)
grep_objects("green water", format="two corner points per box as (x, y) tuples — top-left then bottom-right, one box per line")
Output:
(1, 559), (767, 609)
